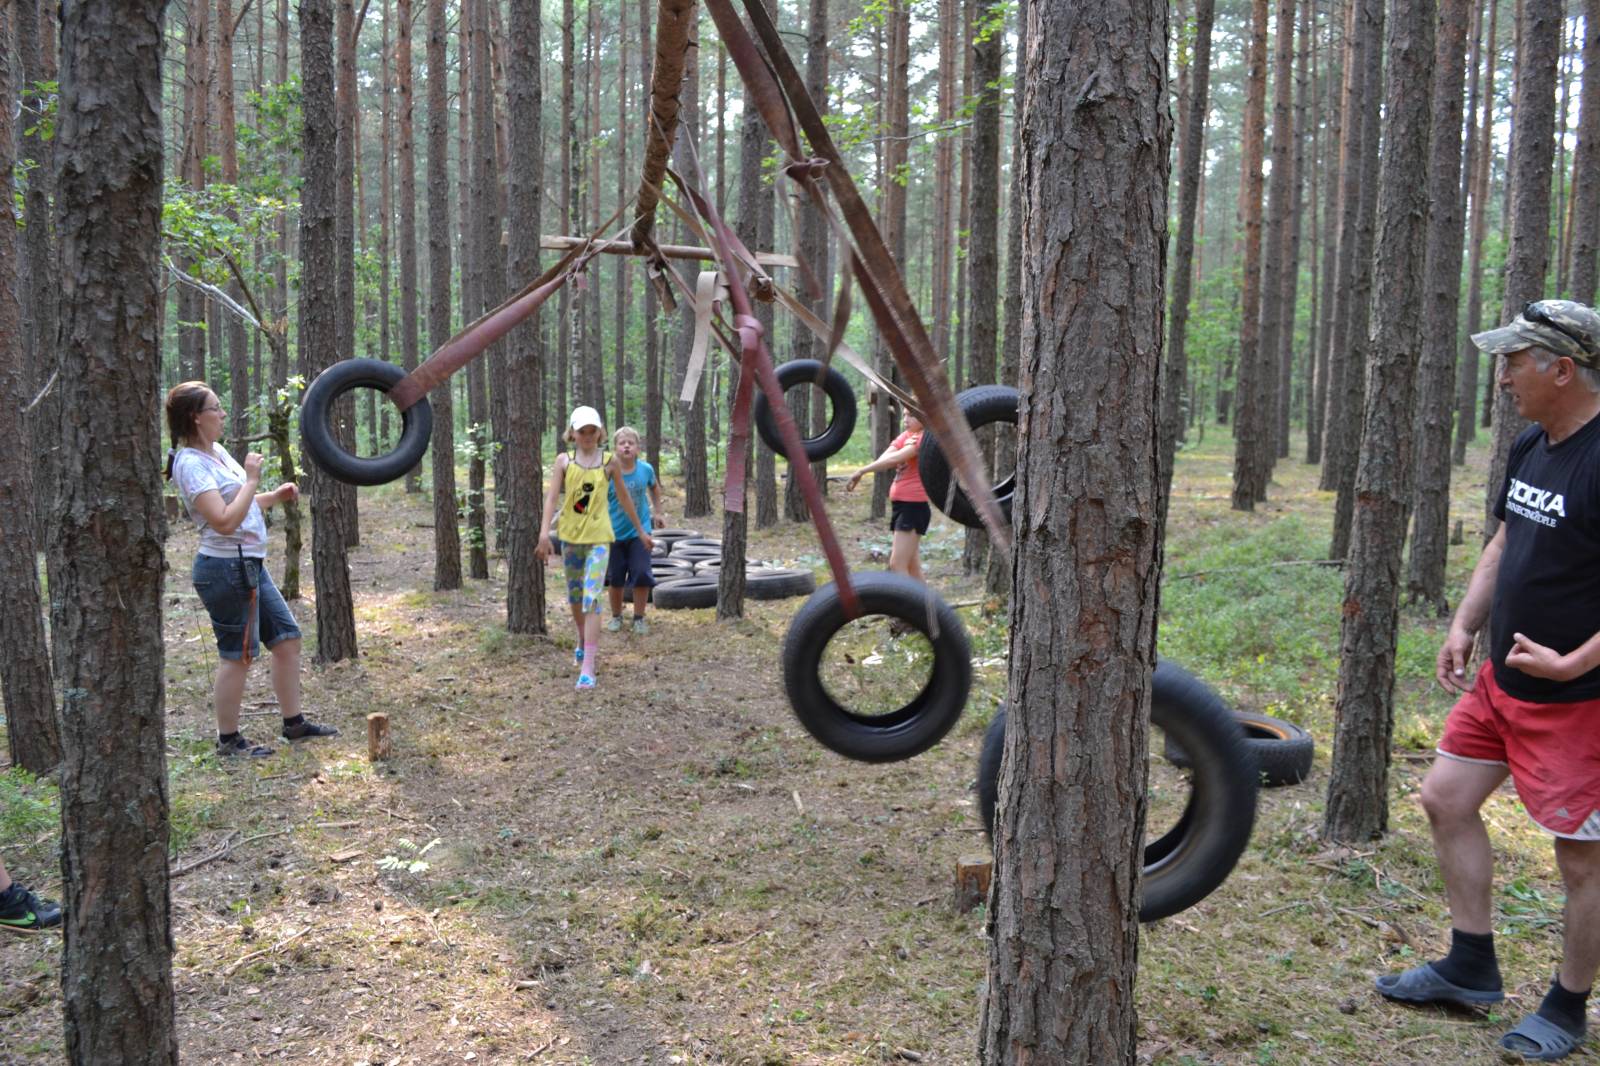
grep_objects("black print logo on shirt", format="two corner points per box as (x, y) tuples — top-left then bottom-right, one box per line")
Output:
(573, 480), (597, 515)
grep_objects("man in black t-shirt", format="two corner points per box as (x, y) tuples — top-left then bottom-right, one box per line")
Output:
(1378, 300), (1600, 1061)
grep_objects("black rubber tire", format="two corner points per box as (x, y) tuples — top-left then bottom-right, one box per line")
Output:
(752, 359), (858, 462)
(670, 546), (723, 563)
(1166, 711), (1314, 787)
(917, 384), (1018, 529)
(651, 528), (702, 553)
(653, 575), (720, 610)
(651, 559), (695, 579)
(746, 568), (816, 600)
(977, 659), (1259, 922)
(671, 537), (722, 551)
(782, 572), (972, 763)
(299, 359), (433, 486)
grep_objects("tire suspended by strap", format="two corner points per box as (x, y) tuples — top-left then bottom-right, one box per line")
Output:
(782, 571), (972, 763)
(976, 658), (1259, 922)
(917, 384), (1018, 529)
(299, 359), (433, 486)
(751, 359), (858, 462)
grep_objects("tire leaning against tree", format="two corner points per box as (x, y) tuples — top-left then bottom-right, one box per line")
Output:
(977, 659), (1259, 922)
(916, 384), (1018, 529)
(751, 359), (858, 462)
(782, 571), (972, 762)
(300, 358), (434, 486)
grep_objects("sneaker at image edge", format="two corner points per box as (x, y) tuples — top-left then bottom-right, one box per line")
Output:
(605, 616), (624, 633)
(631, 618), (649, 635)
(282, 719), (340, 741)
(218, 734), (275, 758)
(0, 883), (62, 930)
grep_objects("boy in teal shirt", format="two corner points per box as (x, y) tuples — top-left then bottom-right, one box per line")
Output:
(605, 427), (665, 632)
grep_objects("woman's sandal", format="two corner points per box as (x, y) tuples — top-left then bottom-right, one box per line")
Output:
(1374, 962), (1505, 1008)
(1499, 1014), (1586, 1062)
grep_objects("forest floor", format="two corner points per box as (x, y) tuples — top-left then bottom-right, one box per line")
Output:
(0, 427), (1586, 1065)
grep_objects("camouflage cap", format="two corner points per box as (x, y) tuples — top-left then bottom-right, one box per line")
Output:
(1471, 299), (1600, 368)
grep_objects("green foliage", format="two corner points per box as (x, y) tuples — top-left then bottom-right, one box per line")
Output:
(21, 80), (58, 141)
(377, 836), (441, 876)
(0, 768), (57, 842)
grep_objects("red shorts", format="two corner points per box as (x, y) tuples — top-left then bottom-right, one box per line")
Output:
(1439, 661), (1600, 839)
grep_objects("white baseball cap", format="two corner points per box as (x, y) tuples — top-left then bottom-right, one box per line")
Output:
(569, 405), (603, 431)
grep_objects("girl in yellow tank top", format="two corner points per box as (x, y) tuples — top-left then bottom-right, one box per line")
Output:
(537, 406), (654, 690)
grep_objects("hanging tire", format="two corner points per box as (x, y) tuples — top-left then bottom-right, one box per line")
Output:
(977, 659), (1258, 922)
(746, 568), (816, 600)
(1165, 711), (1314, 787)
(299, 358), (433, 487)
(782, 572), (972, 763)
(917, 384), (1018, 529)
(752, 359), (858, 462)
(653, 575), (720, 610)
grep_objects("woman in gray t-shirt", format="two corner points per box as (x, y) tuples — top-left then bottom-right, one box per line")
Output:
(165, 381), (338, 757)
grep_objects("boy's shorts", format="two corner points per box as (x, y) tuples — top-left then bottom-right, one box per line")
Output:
(1439, 660), (1600, 839)
(604, 536), (657, 590)
(192, 554), (301, 661)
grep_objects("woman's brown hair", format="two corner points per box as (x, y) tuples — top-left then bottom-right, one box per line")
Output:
(164, 381), (211, 480)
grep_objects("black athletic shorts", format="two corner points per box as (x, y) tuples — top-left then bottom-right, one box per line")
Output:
(889, 500), (931, 536)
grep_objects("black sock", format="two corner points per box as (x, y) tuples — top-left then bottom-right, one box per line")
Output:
(1538, 977), (1589, 1035)
(281, 714), (305, 729)
(1432, 928), (1502, 991)
(218, 731), (241, 744)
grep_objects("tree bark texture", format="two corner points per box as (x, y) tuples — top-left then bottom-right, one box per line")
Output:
(1160, 0), (1215, 531)
(397, 0), (422, 491)
(467, 0), (498, 580)
(333, 0), (359, 549)
(1324, 0), (1435, 844)
(870, 0), (910, 521)
(17, 0), (62, 549)
(504, 0), (545, 633)
(1568, 0), (1599, 304)
(1405, 0), (1469, 615)
(1307, 0), (1343, 466)
(786, 0), (831, 523)
(978, 0), (1169, 1055)
(1455, 0), (1498, 464)
(1230, 0), (1270, 510)
(426, 0), (461, 590)
(0, 3), (60, 775)
(1276, 0), (1311, 459)
(51, 0), (177, 1055)
(1256, 0), (1293, 469)
(1484, 0), (1560, 540)
(1328, 0), (1385, 561)
(962, 0), (1004, 574)
(674, 31), (710, 517)
(301, 0), (359, 660)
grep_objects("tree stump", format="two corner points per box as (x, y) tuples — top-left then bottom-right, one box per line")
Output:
(954, 855), (992, 912)
(367, 712), (391, 762)
(1450, 519), (1463, 545)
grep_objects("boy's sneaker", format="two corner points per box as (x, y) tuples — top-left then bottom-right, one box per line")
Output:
(605, 616), (624, 633)
(575, 674), (597, 690)
(0, 883), (62, 930)
(282, 718), (340, 741)
(631, 618), (649, 635)
(218, 734), (274, 758)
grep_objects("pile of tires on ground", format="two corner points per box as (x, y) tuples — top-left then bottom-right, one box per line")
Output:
(648, 528), (816, 610)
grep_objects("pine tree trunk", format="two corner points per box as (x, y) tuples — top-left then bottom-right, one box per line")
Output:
(786, 0), (830, 523)
(1485, 0), (1561, 542)
(676, 35), (711, 517)
(335, 0), (360, 549)
(1161, 0), (1215, 523)
(1319, 0), (1367, 491)
(986, 0), (1027, 600)
(1307, 0), (1342, 466)
(53, 5), (176, 1053)
(506, 0), (546, 634)
(1276, 0), (1311, 459)
(16, 0), (61, 553)
(303, 0), (359, 661)
(0, 17), (59, 775)
(1258, 0), (1294, 470)
(615, 0), (629, 430)
(1231, 0), (1270, 511)
(398, 0), (422, 491)
(870, 0), (910, 521)
(427, 0), (462, 590)
(979, 0), (1168, 1050)
(639, 0), (661, 473)
(469, 0), (500, 578)
(962, 0), (1004, 574)
(178, 0), (210, 382)
(1404, 0), (1469, 615)
(1328, 0), (1385, 560)
(1456, 0), (1498, 462)
(1324, 0), (1435, 844)
(1568, 0), (1599, 304)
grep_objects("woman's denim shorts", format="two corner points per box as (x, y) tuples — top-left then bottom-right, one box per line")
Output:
(192, 554), (301, 661)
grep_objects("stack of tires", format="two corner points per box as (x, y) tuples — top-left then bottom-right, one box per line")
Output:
(650, 531), (816, 610)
